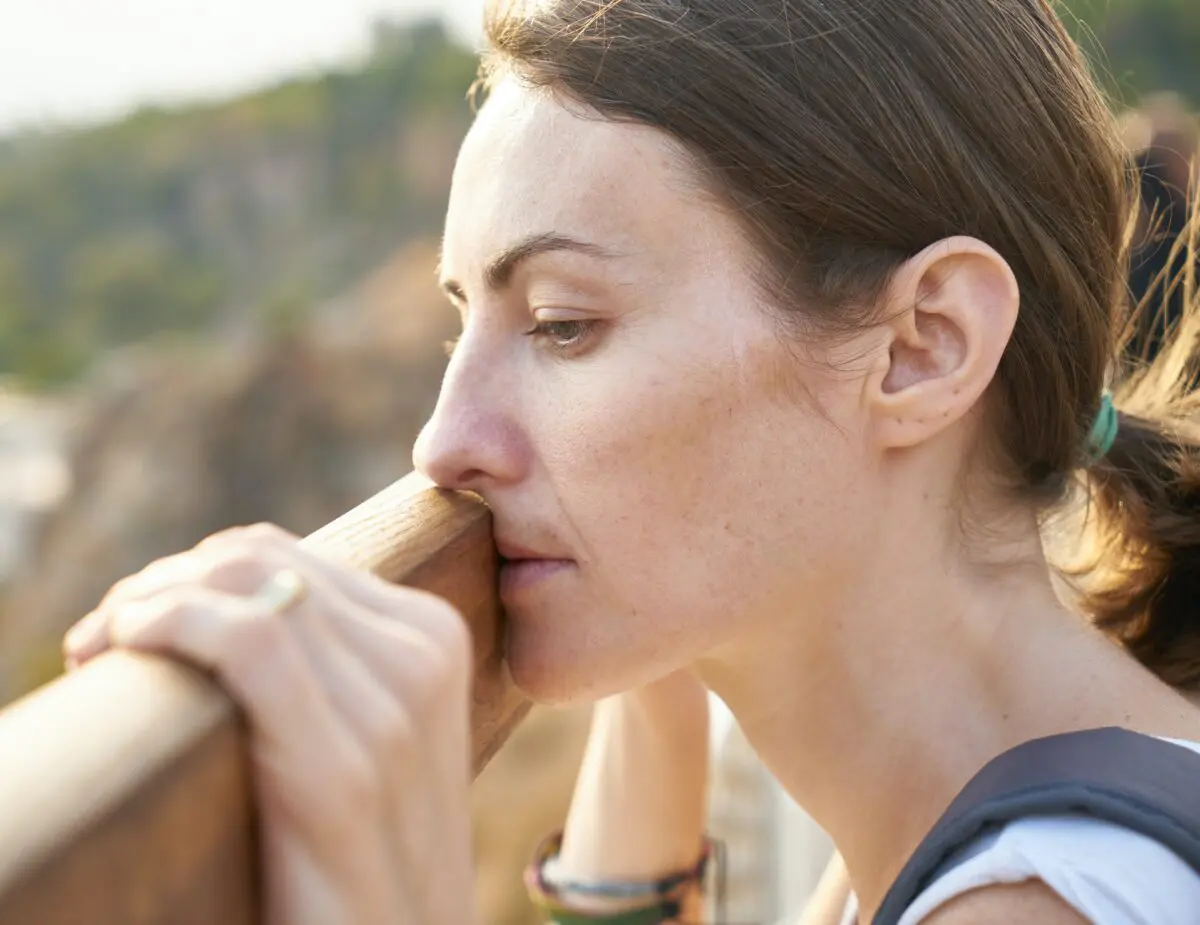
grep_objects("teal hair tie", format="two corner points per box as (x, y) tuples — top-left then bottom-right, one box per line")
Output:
(1086, 390), (1119, 460)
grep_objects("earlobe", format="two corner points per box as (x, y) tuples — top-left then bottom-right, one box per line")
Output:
(871, 236), (1019, 451)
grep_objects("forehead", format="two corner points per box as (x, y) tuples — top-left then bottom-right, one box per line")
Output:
(442, 79), (713, 269)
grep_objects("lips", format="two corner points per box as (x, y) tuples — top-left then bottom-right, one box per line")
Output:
(494, 536), (575, 595)
(498, 557), (573, 595)
(494, 537), (548, 562)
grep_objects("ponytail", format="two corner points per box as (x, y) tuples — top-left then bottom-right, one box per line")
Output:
(1067, 195), (1200, 689)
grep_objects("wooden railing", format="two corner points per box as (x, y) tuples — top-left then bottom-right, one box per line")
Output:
(0, 473), (531, 924)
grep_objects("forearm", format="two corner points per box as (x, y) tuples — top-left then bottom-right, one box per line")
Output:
(797, 853), (851, 925)
(551, 675), (711, 916)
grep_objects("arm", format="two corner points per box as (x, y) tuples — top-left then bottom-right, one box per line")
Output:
(795, 862), (1091, 925)
(551, 673), (851, 925)
(549, 671), (711, 922)
(921, 882), (1088, 924)
(796, 853), (851, 925)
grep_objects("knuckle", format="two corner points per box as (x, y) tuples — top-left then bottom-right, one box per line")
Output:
(397, 589), (472, 660)
(101, 570), (146, 605)
(198, 549), (270, 594)
(368, 590), (473, 710)
(134, 593), (185, 623)
(109, 593), (186, 644)
(195, 525), (250, 550)
(334, 744), (383, 815)
(220, 611), (286, 672)
(405, 634), (470, 717)
(369, 700), (416, 760)
(197, 522), (289, 552)
(427, 600), (473, 667)
(240, 522), (292, 543)
(100, 554), (183, 605)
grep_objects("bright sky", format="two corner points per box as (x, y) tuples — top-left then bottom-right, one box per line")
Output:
(0, 0), (485, 133)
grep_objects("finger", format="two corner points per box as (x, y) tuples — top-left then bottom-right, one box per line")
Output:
(92, 522), (306, 612)
(98, 545), (268, 607)
(65, 545), (263, 663)
(67, 522), (471, 689)
(287, 591), (472, 918)
(108, 587), (365, 770)
(63, 608), (112, 666)
(322, 602), (470, 730)
(106, 572), (443, 790)
(64, 551), (216, 664)
(202, 523), (462, 632)
(108, 584), (410, 913)
(230, 576), (466, 915)
(283, 594), (418, 775)
(194, 534), (475, 701)
(121, 526), (462, 650)
(96, 522), (465, 649)
(96, 549), (212, 607)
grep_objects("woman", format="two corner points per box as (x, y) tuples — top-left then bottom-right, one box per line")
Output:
(63, 0), (1200, 923)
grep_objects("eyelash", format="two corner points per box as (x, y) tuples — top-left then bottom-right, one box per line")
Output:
(443, 320), (598, 359)
(523, 319), (597, 354)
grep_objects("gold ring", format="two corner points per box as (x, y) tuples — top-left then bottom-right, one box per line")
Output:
(253, 568), (308, 615)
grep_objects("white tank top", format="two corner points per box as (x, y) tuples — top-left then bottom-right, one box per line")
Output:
(839, 738), (1200, 924)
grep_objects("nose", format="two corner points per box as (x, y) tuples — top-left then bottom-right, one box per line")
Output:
(412, 340), (527, 492)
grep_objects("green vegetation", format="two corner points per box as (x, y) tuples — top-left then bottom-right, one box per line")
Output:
(0, 8), (1194, 387)
(0, 18), (477, 386)
(1058, 0), (1200, 105)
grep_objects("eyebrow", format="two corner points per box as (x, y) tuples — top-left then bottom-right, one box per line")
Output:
(440, 232), (618, 300)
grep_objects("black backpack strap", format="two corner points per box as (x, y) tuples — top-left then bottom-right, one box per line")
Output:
(873, 726), (1200, 925)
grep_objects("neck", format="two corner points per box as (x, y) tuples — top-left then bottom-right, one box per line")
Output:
(695, 491), (1139, 918)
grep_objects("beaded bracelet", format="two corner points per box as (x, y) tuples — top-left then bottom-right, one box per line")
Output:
(523, 829), (726, 924)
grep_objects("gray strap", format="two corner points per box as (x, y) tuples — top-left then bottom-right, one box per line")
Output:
(873, 727), (1200, 924)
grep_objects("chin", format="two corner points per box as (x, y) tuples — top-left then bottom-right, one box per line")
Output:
(504, 616), (678, 706)
(506, 643), (596, 706)
(503, 620), (627, 706)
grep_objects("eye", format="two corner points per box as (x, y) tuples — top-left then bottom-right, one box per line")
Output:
(523, 319), (598, 354)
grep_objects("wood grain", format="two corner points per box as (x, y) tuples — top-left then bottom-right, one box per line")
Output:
(0, 473), (530, 925)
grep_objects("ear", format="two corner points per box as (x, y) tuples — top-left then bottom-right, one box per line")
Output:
(869, 236), (1019, 450)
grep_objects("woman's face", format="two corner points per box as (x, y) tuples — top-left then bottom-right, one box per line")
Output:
(415, 79), (876, 703)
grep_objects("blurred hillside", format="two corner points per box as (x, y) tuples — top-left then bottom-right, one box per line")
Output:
(0, 18), (475, 386)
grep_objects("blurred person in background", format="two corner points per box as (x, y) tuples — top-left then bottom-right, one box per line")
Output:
(1124, 95), (1199, 366)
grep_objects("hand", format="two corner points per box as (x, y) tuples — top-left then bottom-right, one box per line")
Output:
(62, 523), (477, 925)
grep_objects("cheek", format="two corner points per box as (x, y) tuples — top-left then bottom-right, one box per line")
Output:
(542, 364), (734, 550)
(536, 346), (855, 638)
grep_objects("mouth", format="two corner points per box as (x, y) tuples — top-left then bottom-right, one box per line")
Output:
(495, 538), (575, 596)
(498, 557), (574, 595)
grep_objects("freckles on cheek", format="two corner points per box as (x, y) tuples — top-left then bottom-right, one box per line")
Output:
(549, 368), (739, 532)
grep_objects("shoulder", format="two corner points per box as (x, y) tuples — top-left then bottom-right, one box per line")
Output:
(918, 881), (1087, 924)
(901, 812), (1200, 925)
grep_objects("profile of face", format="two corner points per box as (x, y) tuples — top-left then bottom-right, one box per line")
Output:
(414, 79), (1016, 704)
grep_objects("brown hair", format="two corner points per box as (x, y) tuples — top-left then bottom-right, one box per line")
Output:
(480, 0), (1200, 688)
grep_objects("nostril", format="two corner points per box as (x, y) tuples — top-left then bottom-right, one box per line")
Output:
(457, 467), (488, 487)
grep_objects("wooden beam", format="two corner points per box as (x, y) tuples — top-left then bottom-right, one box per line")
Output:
(0, 474), (530, 925)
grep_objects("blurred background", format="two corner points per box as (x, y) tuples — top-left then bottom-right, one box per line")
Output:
(0, 1), (1194, 922)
